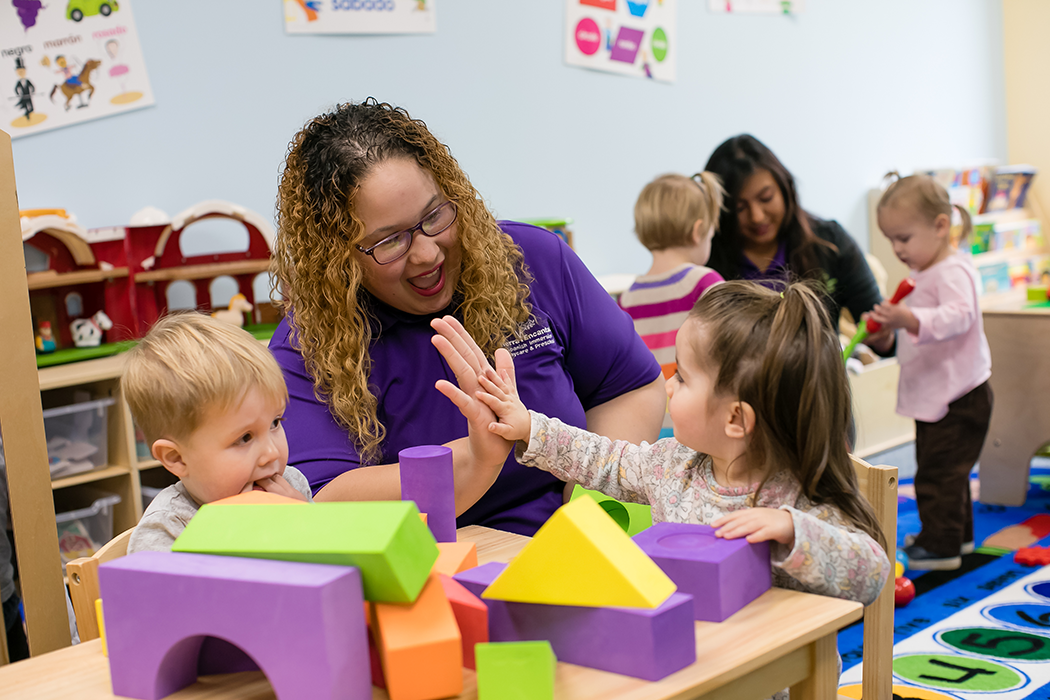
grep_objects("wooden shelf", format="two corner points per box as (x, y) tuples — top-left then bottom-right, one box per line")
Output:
(134, 259), (269, 283)
(27, 267), (129, 290)
(137, 459), (162, 470)
(51, 466), (131, 490)
(969, 247), (1048, 267)
(38, 353), (126, 391)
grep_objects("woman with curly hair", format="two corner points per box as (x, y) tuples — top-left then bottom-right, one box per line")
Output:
(703, 134), (892, 353)
(269, 99), (665, 535)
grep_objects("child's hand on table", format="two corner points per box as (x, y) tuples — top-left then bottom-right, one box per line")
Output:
(712, 507), (795, 548)
(249, 474), (308, 501)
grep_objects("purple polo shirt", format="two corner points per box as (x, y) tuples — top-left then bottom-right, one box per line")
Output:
(270, 221), (660, 536)
(739, 238), (789, 288)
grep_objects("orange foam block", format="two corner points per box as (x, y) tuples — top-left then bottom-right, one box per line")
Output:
(210, 491), (304, 506)
(439, 574), (488, 670)
(432, 541), (477, 576)
(371, 573), (463, 700)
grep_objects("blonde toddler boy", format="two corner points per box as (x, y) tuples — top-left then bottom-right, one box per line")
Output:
(124, 312), (311, 554)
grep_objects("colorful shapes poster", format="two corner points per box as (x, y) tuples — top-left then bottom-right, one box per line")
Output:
(565, 0), (676, 83)
(708, 0), (804, 14)
(284, 0), (436, 35)
(1, 0), (153, 139)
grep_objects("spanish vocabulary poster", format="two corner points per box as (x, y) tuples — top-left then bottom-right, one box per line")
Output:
(285, 0), (436, 34)
(2, 0), (154, 138)
(565, 0), (676, 83)
(708, 0), (804, 14)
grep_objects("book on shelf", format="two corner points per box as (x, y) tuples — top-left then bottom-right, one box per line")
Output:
(982, 164), (1037, 214)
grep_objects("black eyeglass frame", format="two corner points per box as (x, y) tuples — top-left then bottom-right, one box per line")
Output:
(354, 201), (458, 265)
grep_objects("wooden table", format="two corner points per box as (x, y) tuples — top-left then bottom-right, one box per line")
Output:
(976, 302), (1050, 506)
(1, 525), (862, 700)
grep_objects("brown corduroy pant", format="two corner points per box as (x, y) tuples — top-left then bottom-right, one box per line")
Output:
(912, 381), (993, 558)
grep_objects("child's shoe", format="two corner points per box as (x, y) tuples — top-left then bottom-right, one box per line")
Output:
(902, 544), (961, 571)
(904, 534), (974, 556)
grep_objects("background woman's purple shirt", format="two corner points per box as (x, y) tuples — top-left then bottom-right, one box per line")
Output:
(269, 222), (661, 535)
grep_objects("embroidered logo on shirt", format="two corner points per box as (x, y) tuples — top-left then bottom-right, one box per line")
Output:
(505, 317), (556, 357)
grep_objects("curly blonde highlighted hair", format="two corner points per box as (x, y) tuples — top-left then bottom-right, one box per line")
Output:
(272, 99), (531, 464)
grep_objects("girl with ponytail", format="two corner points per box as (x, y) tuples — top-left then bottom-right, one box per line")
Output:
(433, 279), (890, 614)
(867, 173), (992, 571)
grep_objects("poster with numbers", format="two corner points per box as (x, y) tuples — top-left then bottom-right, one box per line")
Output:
(1, 0), (154, 139)
(565, 0), (676, 83)
(708, 0), (804, 14)
(284, 0), (436, 34)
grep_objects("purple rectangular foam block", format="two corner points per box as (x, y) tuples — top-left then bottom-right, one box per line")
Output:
(454, 563), (694, 681)
(399, 445), (457, 542)
(99, 551), (370, 700)
(632, 522), (771, 622)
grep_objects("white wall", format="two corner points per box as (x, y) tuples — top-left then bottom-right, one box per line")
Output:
(10, 0), (1006, 277)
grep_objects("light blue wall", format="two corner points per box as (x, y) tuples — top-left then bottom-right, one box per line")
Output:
(10, 0), (1005, 277)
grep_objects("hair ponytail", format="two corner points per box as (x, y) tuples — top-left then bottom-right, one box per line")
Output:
(953, 203), (973, 246)
(691, 171), (726, 232)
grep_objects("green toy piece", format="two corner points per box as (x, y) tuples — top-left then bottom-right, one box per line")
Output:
(570, 484), (652, 536)
(172, 501), (438, 603)
(475, 641), (556, 700)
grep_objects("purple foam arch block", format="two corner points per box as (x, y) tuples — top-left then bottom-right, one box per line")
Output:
(99, 551), (370, 700)
(399, 445), (457, 542)
(632, 522), (771, 622)
(454, 563), (694, 681)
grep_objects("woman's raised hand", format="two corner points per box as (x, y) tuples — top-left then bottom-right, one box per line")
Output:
(430, 316), (513, 470)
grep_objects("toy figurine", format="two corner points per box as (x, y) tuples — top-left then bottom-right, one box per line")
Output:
(211, 293), (253, 327)
(70, 310), (113, 348)
(36, 321), (56, 353)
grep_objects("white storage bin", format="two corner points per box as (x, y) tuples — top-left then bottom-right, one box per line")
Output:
(41, 397), (116, 479)
(55, 487), (121, 570)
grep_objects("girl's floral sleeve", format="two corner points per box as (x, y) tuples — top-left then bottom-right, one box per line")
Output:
(773, 505), (890, 606)
(515, 410), (683, 506)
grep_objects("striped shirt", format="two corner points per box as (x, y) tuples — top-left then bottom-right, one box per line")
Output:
(618, 264), (724, 429)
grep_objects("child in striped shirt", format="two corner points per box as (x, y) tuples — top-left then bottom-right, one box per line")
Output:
(619, 172), (725, 436)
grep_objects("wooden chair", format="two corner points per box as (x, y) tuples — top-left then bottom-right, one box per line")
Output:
(66, 527), (134, 642)
(842, 456), (898, 700)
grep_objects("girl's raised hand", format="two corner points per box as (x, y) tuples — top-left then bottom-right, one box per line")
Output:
(430, 316), (512, 470)
(711, 507), (795, 548)
(475, 349), (531, 443)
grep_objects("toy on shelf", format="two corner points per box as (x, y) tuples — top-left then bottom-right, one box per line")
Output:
(894, 576), (915, 607)
(70, 309), (113, 347)
(1014, 545), (1050, 566)
(35, 321), (56, 353)
(842, 278), (917, 361)
(210, 293), (253, 327)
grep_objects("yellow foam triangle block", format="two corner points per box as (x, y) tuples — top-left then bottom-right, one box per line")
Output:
(482, 496), (676, 608)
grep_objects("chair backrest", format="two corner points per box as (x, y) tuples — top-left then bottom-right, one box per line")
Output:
(847, 455), (898, 700)
(66, 527), (133, 642)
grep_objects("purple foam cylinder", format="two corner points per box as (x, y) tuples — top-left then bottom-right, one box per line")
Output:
(454, 562), (695, 681)
(632, 522), (771, 622)
(399, 444), (457, 542)
(99, 551), (370, 700)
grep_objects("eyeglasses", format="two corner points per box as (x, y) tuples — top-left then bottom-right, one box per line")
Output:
(355, 201), (458, 265)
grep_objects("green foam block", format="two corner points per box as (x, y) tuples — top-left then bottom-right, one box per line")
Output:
(172, 501), (438, 603)
(475, 641), (556, 700)
(570, 484), (652, 537)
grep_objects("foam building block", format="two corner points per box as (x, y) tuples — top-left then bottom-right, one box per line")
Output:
(399, 445), (457, 542)
(370, 572), (463, 700)
(172, 501), (438, 603)
(438, 574), (488, 669)
(481, 496), (675, 608)
(95, 598), (106, 657)
(432, 541), (478, 576)
(210, 491), (304, 506)
(633, 522), (771, 622)
(98, 551), (370, 700)
(455, 563), (695, 681)
(570, 484), (653, 536)
(475, 641), (556, 700)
